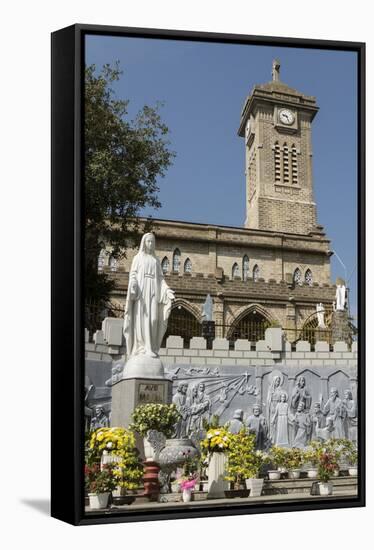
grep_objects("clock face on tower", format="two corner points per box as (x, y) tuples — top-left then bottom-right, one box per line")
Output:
(279, 108), (295, 125)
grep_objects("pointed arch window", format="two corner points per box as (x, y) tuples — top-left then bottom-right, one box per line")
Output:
(109, 255), (118, 272)
(305, 269), (313, 286)
(243, 255), (250, 281)
(293, 268), (302, 286)
(161, 256), (169, 274)
(274, 142), (281, 182)
(232, 263), (240, 279)
(173, 249), (181, 272)
(184, 258), (192, 273)
(98, 250), (106, 272)
(283, 143), (290, 183)
(291, 144), (298, 185)
(253, 264), (260, 281)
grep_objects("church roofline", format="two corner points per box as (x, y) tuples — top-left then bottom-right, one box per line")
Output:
(139, 216), (330, 244)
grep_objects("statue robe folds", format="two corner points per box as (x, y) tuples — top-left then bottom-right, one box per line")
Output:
(124, 253), (171, 358)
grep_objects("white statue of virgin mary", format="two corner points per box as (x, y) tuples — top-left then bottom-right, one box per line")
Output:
(123, 233), (175, 378)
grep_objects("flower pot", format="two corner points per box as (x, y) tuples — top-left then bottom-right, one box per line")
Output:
(171, 483), (180, 494)
(332, 469), (340, 477)
(278, 467), (287, 474)
(88, 492), (110, 510)
(307, 468), (318, 479)
(182, 488), (192, 502)
(348, 466), (358, 476)
(288, 469), (301, 479)
(245, 478), (264, 497)
(143, 436), (156, 462)
(207, 452), (229, 499)
(224, 489), (250, 499)
(268, 470), (281, 480)
(318, 482), (333, 496)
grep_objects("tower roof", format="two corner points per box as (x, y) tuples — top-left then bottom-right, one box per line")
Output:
(238, 60), (318, 137)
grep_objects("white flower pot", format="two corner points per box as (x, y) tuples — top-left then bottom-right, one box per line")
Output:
(143, 436), (156, 462)
(207, 452), (229, 499)
(88, 492), (110, 509)
(278, 467), (287, 474)
(332, 469), (340, 477)
(348, 467), (358, 476)
(268, 470), (281, 480)
(307, 468), (318, 478)
(288, 469), (301, 479)
(318, 482), (333, 496)
(182, 488), (192, 503)
(245, 478), (264, 497)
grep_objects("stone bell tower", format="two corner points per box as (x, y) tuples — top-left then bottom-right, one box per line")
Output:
(238, 60), (321, 235)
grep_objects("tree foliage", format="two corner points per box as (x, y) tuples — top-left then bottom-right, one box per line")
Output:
(85, 63), (175, 302)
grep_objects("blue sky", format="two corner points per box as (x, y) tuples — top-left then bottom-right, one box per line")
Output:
(86, 35), (358, 317)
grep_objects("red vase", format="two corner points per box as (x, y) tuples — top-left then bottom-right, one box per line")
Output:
(143, 460), (160, 501)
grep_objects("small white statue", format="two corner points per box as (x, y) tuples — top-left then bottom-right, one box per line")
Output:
(316, 303), (326, 328)
(335, 282), (346, 311)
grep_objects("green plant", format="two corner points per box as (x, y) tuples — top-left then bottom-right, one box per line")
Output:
(317, 452), (339, 483)
(202, 414), (221, 432)
(285, 448), (305, 470)
(304, 440), (339, 482)
(268, 446), (291, 469)
(337, 439), (358, 466)
(84, 463), (117, 494)
(224, 429), (266, 488)
(130, 403), (180, 438)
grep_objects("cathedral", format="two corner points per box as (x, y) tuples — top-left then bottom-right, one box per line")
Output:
(100, 61), (336, 345)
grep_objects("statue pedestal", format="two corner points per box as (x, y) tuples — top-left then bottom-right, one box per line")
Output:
(110, 377), (173, 429)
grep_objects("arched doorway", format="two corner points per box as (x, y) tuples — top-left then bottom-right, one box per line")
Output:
(162, 305), (202, 347)
(300, 310), (332, 346)
(228, 308), (271, 342)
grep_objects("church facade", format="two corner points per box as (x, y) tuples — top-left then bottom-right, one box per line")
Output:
(100, 61), (336, 344)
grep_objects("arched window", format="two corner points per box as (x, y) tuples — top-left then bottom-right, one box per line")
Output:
(274, 142), (281, 182)
(184, 258), (192, 273)
(98, 250), (106, 272)
(173, 249), (181, 272)
(305, 269), (313, 286)
(293, 268), (302, 285)
(283, 143), (290, 183)
(291, 144), (298, 185)
(243, 255), (250, 281)
(232, 263), (240, 279)
(161, 256), (169, 274)
(109, 256), (117, 272)
(253, 264), (260, 281)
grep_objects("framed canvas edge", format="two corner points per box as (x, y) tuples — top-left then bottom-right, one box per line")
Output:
(51, 23), (366, 526)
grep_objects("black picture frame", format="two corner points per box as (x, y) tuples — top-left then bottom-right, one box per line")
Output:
(51, 23), (365, 526)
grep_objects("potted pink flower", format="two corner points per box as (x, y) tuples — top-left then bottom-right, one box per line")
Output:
(178, 476), (199, 502)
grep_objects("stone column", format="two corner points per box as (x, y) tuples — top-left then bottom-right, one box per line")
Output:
(213, 296), (225, 338)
